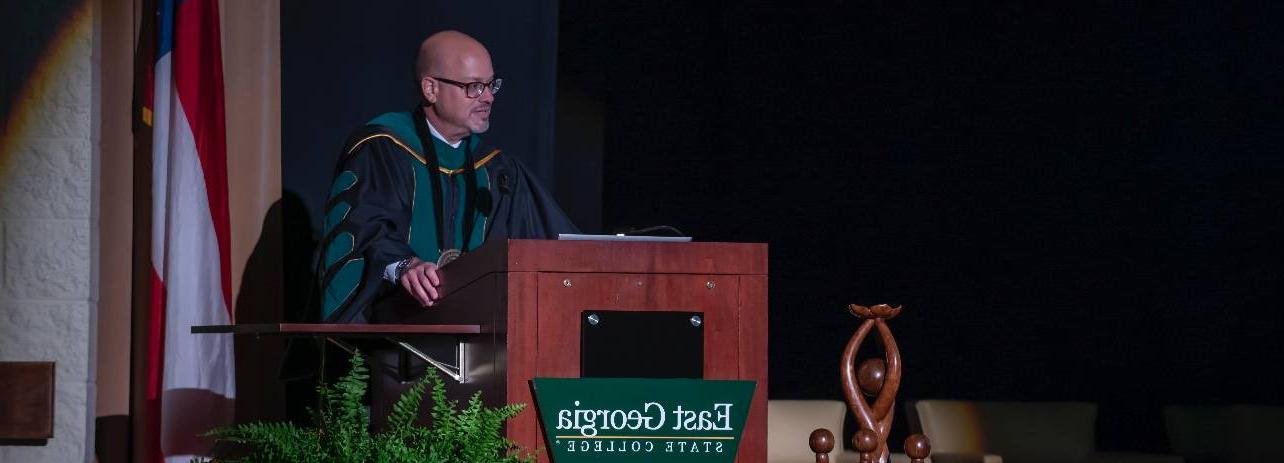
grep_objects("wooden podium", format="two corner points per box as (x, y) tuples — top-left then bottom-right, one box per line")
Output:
(198, 238), (768, 462)
(378, 238), (768, 462)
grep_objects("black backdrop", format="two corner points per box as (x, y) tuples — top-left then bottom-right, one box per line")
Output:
(285, 0), (1284, 453)
(558, 0), (1283, 452)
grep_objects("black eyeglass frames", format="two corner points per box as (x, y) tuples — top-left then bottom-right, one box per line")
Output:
(432, 76), (502, 98)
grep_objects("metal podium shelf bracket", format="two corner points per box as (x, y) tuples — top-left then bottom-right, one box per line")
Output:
(325, 337), (360, 356)
(320, 336), (468, 384)
(386, 337), (467, 383)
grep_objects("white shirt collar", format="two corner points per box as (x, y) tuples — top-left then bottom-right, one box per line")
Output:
(424, 116), (463, 149)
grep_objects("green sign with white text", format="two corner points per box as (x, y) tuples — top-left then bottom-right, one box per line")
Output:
(531, 378), (756, 463)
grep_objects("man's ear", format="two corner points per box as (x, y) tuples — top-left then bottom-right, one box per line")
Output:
(420, 77), (437, 104)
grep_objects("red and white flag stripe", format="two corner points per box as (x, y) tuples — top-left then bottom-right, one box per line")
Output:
(146, 0), (235, 461)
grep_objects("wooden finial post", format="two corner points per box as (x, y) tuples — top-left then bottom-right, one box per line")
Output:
(853, 429), (879, 463)
(810, 428), (835, 463)
(904, 434), (931, 463)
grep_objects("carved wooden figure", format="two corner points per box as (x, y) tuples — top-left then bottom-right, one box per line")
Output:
(809, 304), (931, 463)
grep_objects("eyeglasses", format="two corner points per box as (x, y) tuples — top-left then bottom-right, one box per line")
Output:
(432, 76), (503, 98)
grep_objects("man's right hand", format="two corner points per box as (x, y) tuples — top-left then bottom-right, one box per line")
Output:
(398, 257), (442, 307)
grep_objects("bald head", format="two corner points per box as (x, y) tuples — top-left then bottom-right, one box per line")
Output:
(415, 31), (497, 142)
(415, 30), (491, 80)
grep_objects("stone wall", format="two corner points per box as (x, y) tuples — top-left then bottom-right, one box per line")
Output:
(0, 1), (98, 461)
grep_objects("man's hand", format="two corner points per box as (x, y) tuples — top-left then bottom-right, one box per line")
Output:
(398, 257), (442, 307)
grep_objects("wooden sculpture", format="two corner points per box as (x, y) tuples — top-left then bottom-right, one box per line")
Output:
(810, 304), (931, 463)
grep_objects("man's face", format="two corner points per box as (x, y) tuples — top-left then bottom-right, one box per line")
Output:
(424, 51), (495, 140)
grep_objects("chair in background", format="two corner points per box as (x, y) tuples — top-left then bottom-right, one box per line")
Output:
(769, 400), (854, 463)
(1164, 404), (1284, 463)
(909, 400), (1182, 463)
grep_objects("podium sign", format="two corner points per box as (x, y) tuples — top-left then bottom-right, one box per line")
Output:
(531, 378), (755, 462)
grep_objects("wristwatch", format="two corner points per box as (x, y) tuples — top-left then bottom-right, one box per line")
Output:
(393, 258), (413, 281)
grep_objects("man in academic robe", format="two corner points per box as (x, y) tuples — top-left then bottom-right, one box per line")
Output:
(316, 30), (577, 323)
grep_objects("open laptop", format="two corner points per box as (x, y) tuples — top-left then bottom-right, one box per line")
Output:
(557, 233), (692, 242)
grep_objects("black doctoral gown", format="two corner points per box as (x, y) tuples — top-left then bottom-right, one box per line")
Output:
(316, 110), (578, 323)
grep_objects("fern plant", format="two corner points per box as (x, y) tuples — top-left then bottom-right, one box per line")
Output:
(195, 351), (534, 463)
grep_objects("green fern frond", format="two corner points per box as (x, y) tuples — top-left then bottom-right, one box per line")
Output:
(202, 421), (322, 462)
(385, 377), (427, 442)
(201, 349), (535, 462)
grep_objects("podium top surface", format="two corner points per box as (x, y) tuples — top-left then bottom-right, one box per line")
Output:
(190, 323), (489, 336)
(462, 239), (767, 275)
